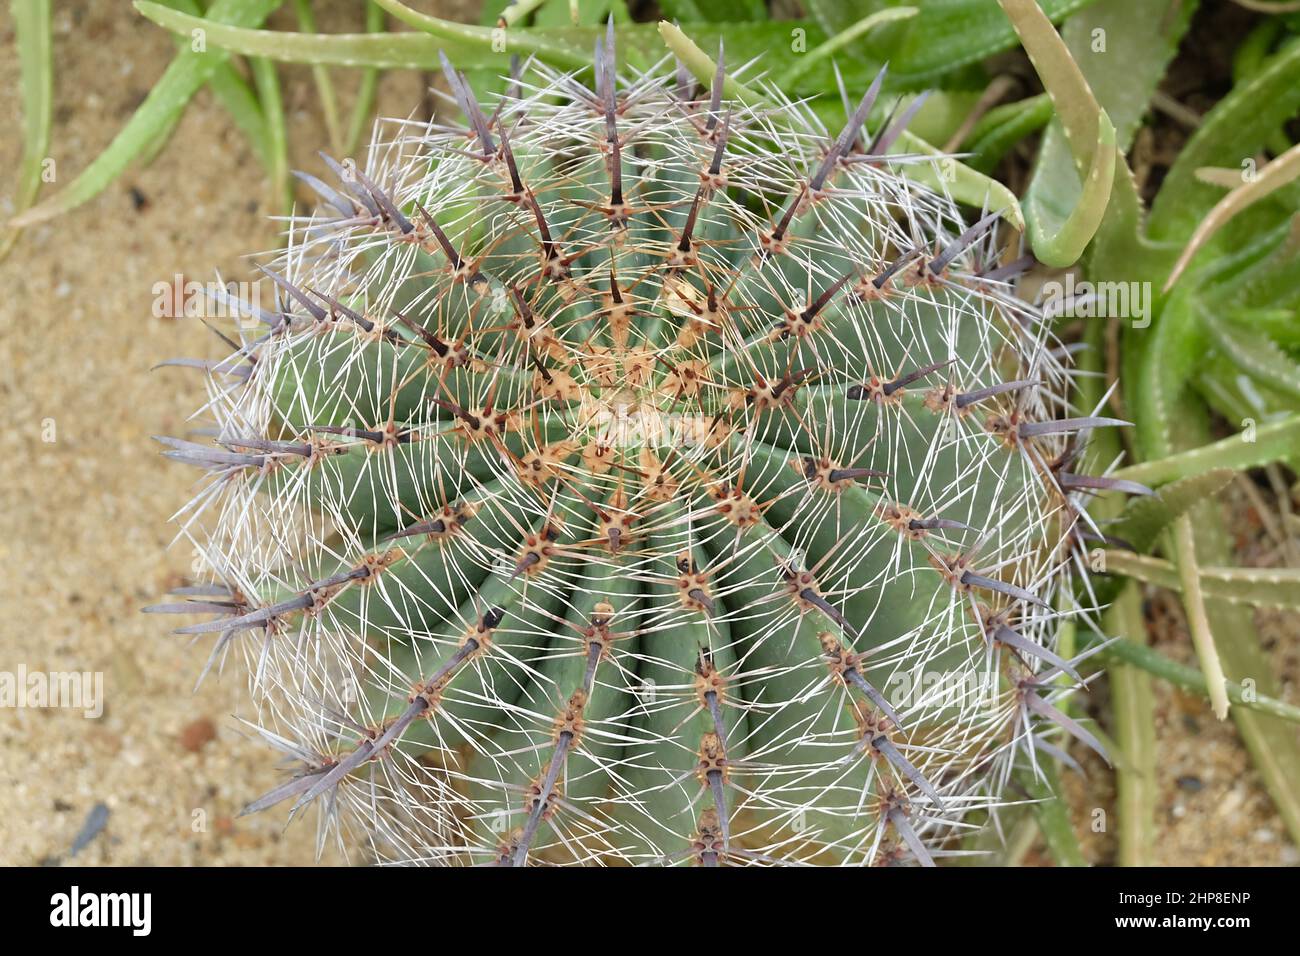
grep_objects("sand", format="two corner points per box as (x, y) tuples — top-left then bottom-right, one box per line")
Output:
(0, 2), (427, 865)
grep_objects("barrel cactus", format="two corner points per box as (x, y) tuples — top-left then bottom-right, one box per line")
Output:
(152, 28), (1125, 866)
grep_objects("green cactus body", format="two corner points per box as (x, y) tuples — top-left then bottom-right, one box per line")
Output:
(155, 40), (1111, 866)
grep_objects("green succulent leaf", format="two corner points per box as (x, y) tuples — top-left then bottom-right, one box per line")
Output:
(1021, 0), (1194, 279)
(961, 93), (1053, 174)
(136, 0), (485, 67)
(888, 0), (1098, 86)
(250, 56), (291, 217)
(1026, 113), (1116, 266)
(1017, 762), (1086, 867)
(1149, 36), (1300, 243)
(1196, 354), (1300, 429)
(781, 6), (919, 87)
(1165, 142), (1300, 290)
(1106, 584), (1157, 865)
(374, 0), (589, 67)
(1202, 306), (1300, 400)
(291, 0), (343, 153)
(1, 0), (53, 257)
(999, 0), (1117, 266)
(1103, 551), (1300, 613)
(1226, 308), (1300, 351)
(153, 0), (310, 174)
(1097, 635), (1300, 724)
(1107, 468), (1234, 555)
(1202, 219), (1300, 315)
(142, 0), (272, 169)
(1115, 414), (1300, 486)
(1173, 406), (1300, 853)
(135, 3), (887, 94)
(11, 0), (283, 228)
(1173, 515), (1231, 718)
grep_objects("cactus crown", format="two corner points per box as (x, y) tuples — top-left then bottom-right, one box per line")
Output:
(155, 30), (1116, 866)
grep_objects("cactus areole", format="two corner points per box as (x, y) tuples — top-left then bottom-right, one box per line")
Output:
(154, 31), (1124, 866)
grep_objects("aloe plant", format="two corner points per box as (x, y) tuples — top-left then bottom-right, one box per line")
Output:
(1002, 0), (1300, 858)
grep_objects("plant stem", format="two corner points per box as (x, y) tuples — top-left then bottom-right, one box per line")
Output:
(343, 1), (385, 157)
(251, 56), (291, 218)
(293, 0), (343, 154)
(1107, 584), (1157, 866)
(1095, 637), (1300, 724)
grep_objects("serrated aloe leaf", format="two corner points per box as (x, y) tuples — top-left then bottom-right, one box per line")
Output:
(1025, 113), (1115, 267)
(893, 128), (1027, 231)
(1172, 515), (1230, 719)
(1172, 404), (1300, 848)
(1165, 142), (1300, 290)
(1104, 552), (1300, 613)
(153, 0), (271, 169)
(1062, 0), (1197, 150)
(657, 21), (764, 104)
(1020, 0), (1194, 278)
(9, 0), (51, 211)
(1115, 414), (1300, 486)
(1149, 37), (1300, 243)
(1202, 218), (1300, 314)
(1202, 306), (1300, 400)
(999, 0), (1118, 266)
(1133, 349), (1251, 723)
(1195, 353), (1300, 433)
(1227, 308), (1300, 351)
(1107, 468), (1233, 555)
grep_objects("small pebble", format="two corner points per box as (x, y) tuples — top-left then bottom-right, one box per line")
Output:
(70, 802), (110, 857)
(180, 717), (217, 753)
(1175, 775), (1203, 792)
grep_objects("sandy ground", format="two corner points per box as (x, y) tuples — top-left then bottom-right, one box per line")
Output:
(0, 2), (1295, 867)
(0, 2), (427, 866)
